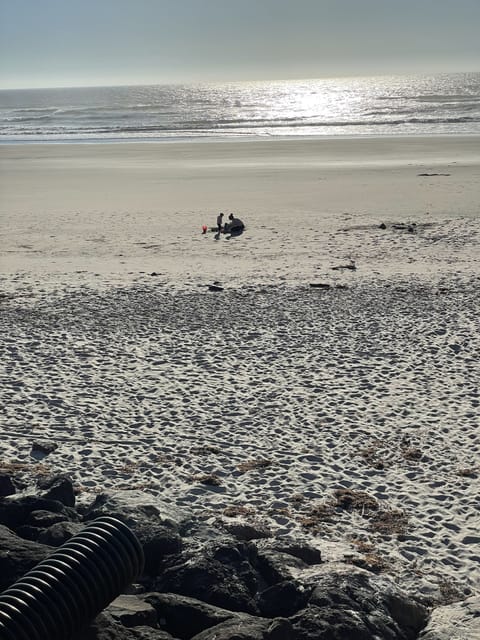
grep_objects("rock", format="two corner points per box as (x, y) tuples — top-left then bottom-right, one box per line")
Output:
(295, 565), (428, 639)
(257, 580), (311, 618)
(142, 592), (238, 639)
(255, 547), (308, 585)
(81, 492), (191, 532)
(332, 261), (356, 271)
(155, 540), (260, 614)
(190, 616), (296, 640)
(107, 595), (157, 628)
(257, 538), (322, 566)
(37, 473), (76, 507)
(82, 493), (184, 576)
(31, 440), (58, 457)
(28, 508), (71, 528)
(418, 595), (480, 640)
(379, 222), (387, 229)
(130, 628), (178, 639)
(37, 520), (84, 546)
(264, 618), (297, 640)
(15, 524), (51, 542)
(0, 485), (433, 640)
(208, 285), (224, 292)
(139, 524), (183, 577)
(309, 283), (331, 289)
(0, 495), (79, 530)
(220, 520), (272, 541)
(292, 604), (373, 639)
(383, 586), (429, 637)
(188, 618), (259, 640)
(0, 523), (52, 590)
(0, 474), (16, 497)
(73, 613), (163, 640)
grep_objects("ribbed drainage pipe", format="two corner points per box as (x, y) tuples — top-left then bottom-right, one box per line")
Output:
(0, 516), (144, 640)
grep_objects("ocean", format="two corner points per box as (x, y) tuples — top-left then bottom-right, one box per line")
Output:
(0, 73), (479, 143)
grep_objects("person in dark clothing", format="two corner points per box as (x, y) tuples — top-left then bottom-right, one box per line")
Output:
(216, 212), (224, 233)
(227, 213), (245, 233)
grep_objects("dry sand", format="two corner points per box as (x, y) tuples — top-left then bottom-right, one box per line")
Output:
(1, 136), (479, 602)
(1, 136), (479, 287)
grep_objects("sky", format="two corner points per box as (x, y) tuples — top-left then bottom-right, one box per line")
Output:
(1, 0), (479, 89)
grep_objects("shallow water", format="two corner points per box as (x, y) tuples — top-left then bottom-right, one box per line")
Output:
(1, 73), (480, 142)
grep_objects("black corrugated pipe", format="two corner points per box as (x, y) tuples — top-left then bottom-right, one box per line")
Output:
(0, 516), (144, 640)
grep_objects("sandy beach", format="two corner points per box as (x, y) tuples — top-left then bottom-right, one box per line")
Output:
(1, 136), (480, 288)
(1, 136), (479, 603)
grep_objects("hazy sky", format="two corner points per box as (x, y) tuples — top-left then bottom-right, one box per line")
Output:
(1, 0), (479, 89)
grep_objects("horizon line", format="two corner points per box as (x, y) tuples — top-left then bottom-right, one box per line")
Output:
(1, 69), (479, 92)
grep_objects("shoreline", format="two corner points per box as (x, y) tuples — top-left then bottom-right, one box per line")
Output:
(2, 134), (480, 168)
(2, 131), (480, 146)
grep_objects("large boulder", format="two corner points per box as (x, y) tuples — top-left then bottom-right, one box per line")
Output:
(28, 508), (72, 528)
(37, 473), (76, 507)
(0, 524), (52, 590)
(37, 520), (84, 546)
(154, 540), (260, 614)
(256, 580), (311, 618)
(81, 492), (191, 533)
(142, 592), (239, 639)
(290, 603), (376, 640)
(256, 538), (322, 566)
(252, 536), (322, 591)
(81, 492), (184, 576)
(72, 614), (135, 640)
(107, 595), (157, 628)
(254, 547), (310, 586)
(72, 613), (177, 639)
(190, 616), (296, 640)
(290, 564), (428, 640)
(0, 495), (79, 531)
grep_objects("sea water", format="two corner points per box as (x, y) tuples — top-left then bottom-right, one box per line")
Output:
(0, 73), (479, 142)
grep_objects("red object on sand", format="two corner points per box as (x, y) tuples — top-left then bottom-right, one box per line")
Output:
(202, 225), (208, 234)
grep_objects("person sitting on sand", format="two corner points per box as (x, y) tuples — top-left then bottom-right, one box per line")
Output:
(225, 213), (245, 234)
(216, 212), (224, 233)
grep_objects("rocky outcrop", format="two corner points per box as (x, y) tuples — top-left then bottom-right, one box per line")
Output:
(0, 473), (450, 640)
